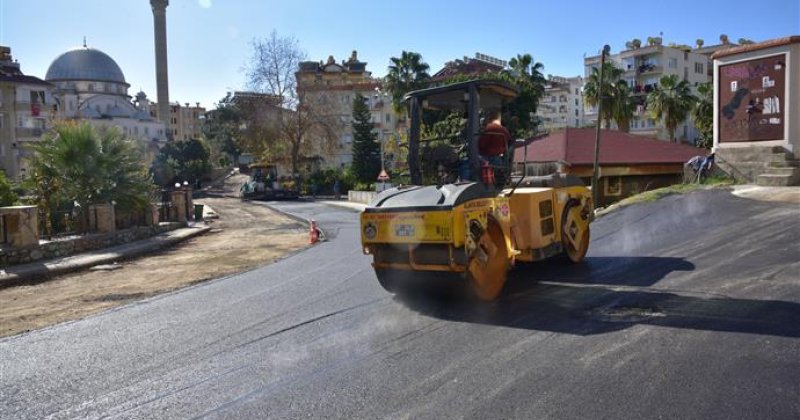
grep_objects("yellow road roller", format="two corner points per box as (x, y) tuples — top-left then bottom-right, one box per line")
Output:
(360, 80), (592, 300)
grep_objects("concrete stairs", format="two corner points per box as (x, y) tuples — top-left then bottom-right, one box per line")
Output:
(716, 146), (800, 186)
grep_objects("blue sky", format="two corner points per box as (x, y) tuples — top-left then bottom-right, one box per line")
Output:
(1, 0), (798, 109)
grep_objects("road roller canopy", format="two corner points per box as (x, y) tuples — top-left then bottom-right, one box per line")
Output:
(403, 79), (519, 111)
(402, 79), (520, 185)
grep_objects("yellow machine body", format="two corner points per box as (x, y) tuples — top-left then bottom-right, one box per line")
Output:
(360, 183), (592, 275)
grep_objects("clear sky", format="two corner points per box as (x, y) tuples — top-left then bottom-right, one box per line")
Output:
(1, 0), (797, 110)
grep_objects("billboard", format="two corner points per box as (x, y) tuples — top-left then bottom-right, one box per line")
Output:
(718, 54), (786, 142)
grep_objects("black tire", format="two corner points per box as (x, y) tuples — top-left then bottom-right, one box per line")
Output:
(375, 269), (398, 293)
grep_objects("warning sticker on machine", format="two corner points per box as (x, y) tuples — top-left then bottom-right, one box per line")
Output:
(361, 211), (452, 243)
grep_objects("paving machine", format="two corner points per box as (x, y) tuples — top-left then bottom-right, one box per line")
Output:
(241, 163), (300, 200)
(359, 80), (592, 300)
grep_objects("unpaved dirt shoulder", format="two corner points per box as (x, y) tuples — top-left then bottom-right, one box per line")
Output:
(0, 197), (308, 338)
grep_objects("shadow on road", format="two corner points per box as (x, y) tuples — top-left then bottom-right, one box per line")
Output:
(396, 256), (800, 338)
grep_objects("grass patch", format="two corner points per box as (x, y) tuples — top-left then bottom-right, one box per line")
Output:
(598, 175), (734, 216)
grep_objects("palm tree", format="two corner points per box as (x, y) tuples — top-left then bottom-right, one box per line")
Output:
(691, 82), (714, 148)
(647, 74), (695, 142)
(26, 122), (153, 233)
(385, 51), (431, 114)
(506, 53), (547, 135)
(583, 62), (626, 129)
(508, 53), (546, 103)
(611, 79), (634, 132)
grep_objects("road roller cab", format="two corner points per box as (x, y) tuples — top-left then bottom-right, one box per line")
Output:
(360, 79), (592, 300)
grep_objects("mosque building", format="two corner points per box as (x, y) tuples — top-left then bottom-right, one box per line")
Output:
(44, 43), (167, 149)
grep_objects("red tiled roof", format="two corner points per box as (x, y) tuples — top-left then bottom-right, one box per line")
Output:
(711, 36), (800, 59)
(514, 128), (704, 166)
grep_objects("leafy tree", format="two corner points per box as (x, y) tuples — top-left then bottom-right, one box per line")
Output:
(151, 138), (212, 187)
(203, 93), (242, 165)
(583, 62), (628, 129)
(385, 51), (431, 114)
(647, 74), (695, 142)
(351, 93), (381, 183)
(692, 82), (714, 149)
(25, 122), (152, 233)
(0, 171), (18, 206)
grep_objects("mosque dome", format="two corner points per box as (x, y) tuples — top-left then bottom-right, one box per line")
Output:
(45, 47), (127, 84)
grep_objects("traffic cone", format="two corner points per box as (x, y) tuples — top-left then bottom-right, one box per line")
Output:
(309, 220), (320, 244)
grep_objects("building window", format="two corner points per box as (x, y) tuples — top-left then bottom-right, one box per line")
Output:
(574, 109), (578, 116)
(385, 114), (391, 123)
(550, 96), (556, 102)
(88, 83), (94, 92)
(604, 176), (622, 196)
(695, 62), (704, 74)
(575, 119), (579, 126)
(668, 58), (677, 69)
(575, 88), (579, 95)
(574, 98), (578, 106)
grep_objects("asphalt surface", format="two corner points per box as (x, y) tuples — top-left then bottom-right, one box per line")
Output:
(1, 190), (798, 419)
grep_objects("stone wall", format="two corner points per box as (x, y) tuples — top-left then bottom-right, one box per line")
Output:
(0, 223), (182, 267)
(348, 190), (377, 204)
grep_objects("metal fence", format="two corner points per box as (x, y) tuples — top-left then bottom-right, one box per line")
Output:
(39, 209), (81, 240)
(0, 214), (7, 244)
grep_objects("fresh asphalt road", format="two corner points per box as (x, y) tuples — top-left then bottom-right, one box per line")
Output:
(1, 189), (798, 419)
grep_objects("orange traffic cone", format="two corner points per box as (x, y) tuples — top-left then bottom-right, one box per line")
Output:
(309, 220), (320, 244)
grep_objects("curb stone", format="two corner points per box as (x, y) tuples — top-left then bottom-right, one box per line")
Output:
(0, 225), (212, 289)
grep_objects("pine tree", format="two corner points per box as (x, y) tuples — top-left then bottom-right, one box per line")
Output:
(351, 93), (381, 184)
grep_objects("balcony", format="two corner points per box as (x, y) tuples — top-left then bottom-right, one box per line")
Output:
(631, 83), (659, 96)
(636, 63), (662, 75)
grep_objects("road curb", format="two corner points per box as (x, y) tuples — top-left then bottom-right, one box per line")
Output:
(0, 225), (212, 289)
(317, 200), (367, 213)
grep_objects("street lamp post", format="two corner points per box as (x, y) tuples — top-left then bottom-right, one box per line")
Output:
(592, 45), (610, 211)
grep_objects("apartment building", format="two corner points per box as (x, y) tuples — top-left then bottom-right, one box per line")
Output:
(536, 75), (585, 131)
(149, 101), (206, 141)
(583, 37), (734, 142)
(0, 46), (57, 179)
(296, 51), (398, 170)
